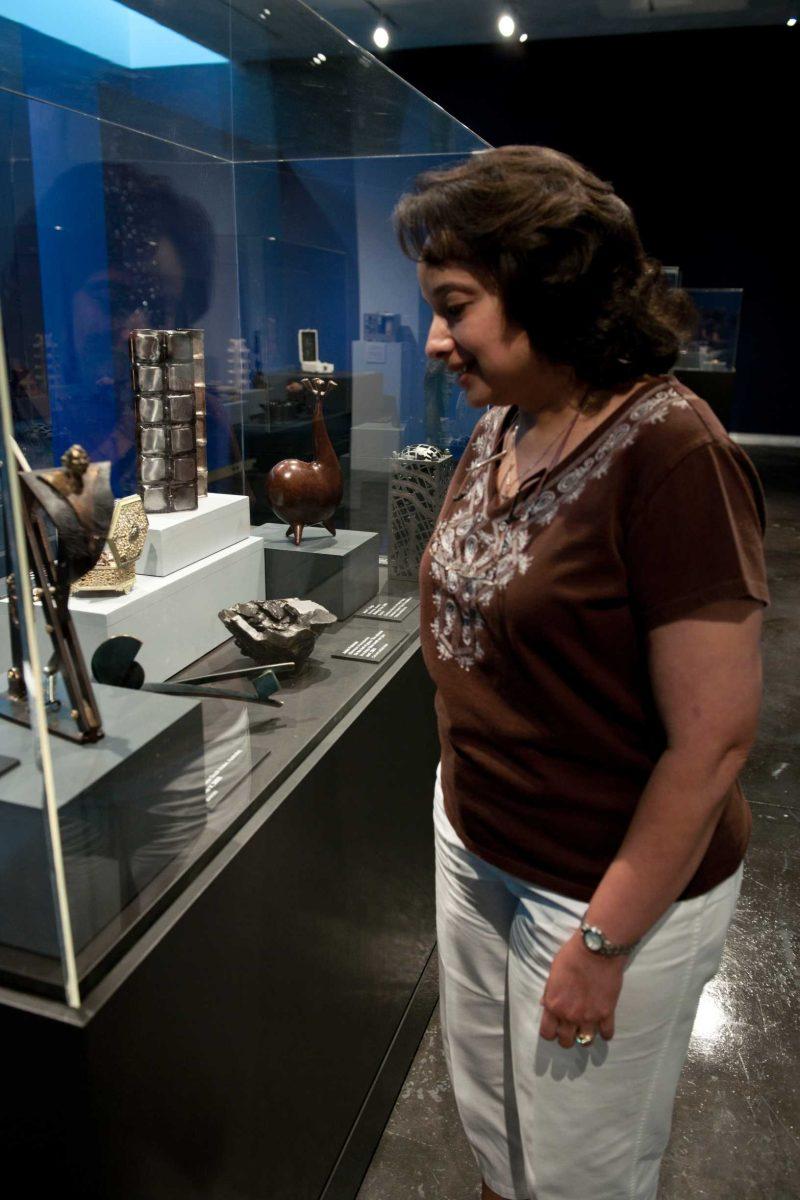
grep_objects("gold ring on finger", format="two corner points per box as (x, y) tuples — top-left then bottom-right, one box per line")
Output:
(575, 1031), (595, 1046)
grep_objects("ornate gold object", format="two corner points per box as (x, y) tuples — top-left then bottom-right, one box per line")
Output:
(41, 444), (90, 498)
(72, 495), (148, 595)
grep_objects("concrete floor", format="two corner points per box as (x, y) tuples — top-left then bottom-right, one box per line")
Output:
(356, 445), (800, 1200)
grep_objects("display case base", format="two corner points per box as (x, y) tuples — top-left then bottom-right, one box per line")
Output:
(0, 639), (439, 1200)
(255, 523), (379, 619)
(0, 536), (265, 683)
(0, 683), (203, 958)
(137, 492), (251, 577)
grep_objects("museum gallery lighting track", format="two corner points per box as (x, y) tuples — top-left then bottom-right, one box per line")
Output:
(498, 4), (528, 42)
(360, 1), (531, 50)
(360, 0), (398, 50)
(498, 12), (515, 37)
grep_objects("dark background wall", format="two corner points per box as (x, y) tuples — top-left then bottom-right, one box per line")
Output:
(386, 26), (796, 436)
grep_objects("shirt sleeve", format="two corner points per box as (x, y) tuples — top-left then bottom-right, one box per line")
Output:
(626, 439), (770, 630)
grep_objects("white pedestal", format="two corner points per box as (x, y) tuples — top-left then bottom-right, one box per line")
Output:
(138, 493), (251, 577)
(350, 422), (405, 473)
(351, 342), (402, 424)
(1, 536), (265, 683)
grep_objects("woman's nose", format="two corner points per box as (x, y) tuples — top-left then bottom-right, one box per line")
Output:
(425, 314), (453, 360)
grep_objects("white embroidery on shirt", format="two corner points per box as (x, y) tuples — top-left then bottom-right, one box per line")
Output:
(428, 385), (690, 670)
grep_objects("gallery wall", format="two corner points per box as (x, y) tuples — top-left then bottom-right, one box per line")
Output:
(386, 25), (796, 437)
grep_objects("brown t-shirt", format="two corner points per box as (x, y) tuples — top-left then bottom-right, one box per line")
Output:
(419, 376), (770, 901)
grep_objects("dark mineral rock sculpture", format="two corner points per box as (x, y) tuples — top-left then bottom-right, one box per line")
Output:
(219, 598), (336, 668)
(266, 377), (343, 545)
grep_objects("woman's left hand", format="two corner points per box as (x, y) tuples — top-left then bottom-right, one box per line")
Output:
(539, 931), (627, 1048)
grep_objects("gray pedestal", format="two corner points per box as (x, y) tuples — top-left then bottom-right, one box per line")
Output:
(255, 523), (380, 619)
(0, 685), (204, 958)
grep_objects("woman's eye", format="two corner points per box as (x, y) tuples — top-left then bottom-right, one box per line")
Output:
(445, 304), (466, 320)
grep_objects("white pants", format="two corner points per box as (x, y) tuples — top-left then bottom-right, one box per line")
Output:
(434, 776), (742, 1200)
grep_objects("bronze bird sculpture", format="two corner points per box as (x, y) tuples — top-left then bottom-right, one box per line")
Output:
(266, 377), (343, 545)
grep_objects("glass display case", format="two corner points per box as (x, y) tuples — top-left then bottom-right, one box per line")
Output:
(678, 288), (743, 373)
(673, 287), (744, 428)
(0, 0), (487, 1008)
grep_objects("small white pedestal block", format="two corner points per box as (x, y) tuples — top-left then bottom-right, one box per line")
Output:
(0, 537), (264, 684)
(137, 493), (251, 577)
(255, 524), (379, 620)
(350, 422), (405, 474)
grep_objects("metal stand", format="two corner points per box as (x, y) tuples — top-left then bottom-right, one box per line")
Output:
(0, 451), (104, 743)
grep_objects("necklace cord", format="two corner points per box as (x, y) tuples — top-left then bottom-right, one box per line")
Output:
(505, 386), (591, 520)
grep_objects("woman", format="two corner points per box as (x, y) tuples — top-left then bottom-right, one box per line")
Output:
(393, 146), (768, 1200)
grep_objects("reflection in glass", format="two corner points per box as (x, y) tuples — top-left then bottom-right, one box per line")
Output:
(0, 0), (487, 1001)
(678, 288), (743, 373)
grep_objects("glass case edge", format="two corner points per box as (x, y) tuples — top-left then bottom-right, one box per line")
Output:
(0, 304), (81, 1010)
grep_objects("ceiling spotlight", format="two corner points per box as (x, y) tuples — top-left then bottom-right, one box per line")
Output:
(788, 16), (797, 25)
(519, 32), (528, 42)
(317, 52), (327, 61)
(373, 24), (390, 49)
(259, 7), (271, 17)
(498, 13), (516, 38)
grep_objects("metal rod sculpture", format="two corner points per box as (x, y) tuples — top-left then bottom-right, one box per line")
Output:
(1, 443), (113, 743)
(91, 636), (292, 706)
(191, 329), (208, 497)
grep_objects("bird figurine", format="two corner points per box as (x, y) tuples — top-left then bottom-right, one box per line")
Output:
(266, 377), (343, 545)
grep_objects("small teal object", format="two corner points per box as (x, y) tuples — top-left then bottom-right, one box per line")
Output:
(253, 670), (280, 702)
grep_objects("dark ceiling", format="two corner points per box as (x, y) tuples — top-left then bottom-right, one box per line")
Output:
(302, 0), (794, 51)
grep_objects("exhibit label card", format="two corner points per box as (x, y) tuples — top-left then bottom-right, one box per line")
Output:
(356, 596), (420, 623)
(333, 627), (406, 663)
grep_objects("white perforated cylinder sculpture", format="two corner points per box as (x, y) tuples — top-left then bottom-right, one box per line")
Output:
(388, 444), (453, 581)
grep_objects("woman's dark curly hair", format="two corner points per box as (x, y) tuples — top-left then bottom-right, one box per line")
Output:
(394, 146), (696, 403)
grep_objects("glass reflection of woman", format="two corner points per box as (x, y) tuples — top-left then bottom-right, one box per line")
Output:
(10, 163), (240, 493)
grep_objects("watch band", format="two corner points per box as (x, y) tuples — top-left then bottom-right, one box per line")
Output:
(580, 917), (639, 957)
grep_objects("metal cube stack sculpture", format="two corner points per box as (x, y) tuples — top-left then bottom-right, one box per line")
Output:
(388, 444), (453, 580)
(129, 328), (206, 513)
(191, 329), (208, 497)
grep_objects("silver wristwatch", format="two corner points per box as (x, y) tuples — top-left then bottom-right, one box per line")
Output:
(580, 916), (638, 957)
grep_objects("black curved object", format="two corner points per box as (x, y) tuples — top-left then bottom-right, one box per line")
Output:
(91, 637), (285, 707)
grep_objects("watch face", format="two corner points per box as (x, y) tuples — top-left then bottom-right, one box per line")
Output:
(584, 929), (604, 952)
